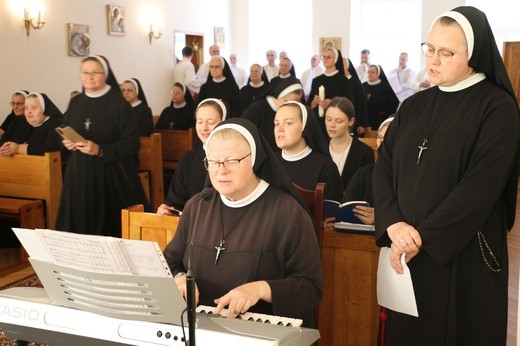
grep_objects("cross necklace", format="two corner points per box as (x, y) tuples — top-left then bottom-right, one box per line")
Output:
(416, 90), (454, 165)
(214, 203), (246, 265)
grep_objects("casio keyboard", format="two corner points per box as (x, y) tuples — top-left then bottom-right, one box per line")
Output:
(0, 287), (319, 346)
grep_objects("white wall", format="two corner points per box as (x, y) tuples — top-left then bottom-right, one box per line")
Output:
(0, 0), (230, 120)
(2, 0), (518, 125)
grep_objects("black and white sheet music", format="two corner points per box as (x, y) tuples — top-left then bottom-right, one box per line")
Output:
(12, 228), (171, 277)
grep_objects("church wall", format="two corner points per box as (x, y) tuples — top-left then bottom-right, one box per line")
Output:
(0, 0), (230, 120)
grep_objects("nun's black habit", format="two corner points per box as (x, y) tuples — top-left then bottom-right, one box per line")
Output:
(125, 78), (154, 136)
(373, 7), (520, 345)
(57, 55), (150, 237)
(23, 92), (64, 156)
(198, 57), (244, 118)
(274, 101), (343, 201)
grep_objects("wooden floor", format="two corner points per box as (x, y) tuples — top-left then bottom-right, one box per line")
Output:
(507, 184), (520, 345)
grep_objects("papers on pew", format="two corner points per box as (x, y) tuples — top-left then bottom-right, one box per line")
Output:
(11, 228), (172, 277)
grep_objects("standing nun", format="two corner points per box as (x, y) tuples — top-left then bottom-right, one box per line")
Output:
(373, 7), (520, 345)
(57, 55), (150, 237)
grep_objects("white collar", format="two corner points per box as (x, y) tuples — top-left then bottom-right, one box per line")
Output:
(367, 80), (381, 86)
(279, 74), (291, 79)
(85, 85), (111, 98)
(324, 70), (339, 77)
(213, 77), (226, 83)
(221, 179), (269, 208)
(31, 115), (51, 128)
(249, 81), (264, 88)
(131, 100), (142, 107)
(439, 73), (486, 92)
(282, 145), (312, 161)
(173, 101), (187, 109)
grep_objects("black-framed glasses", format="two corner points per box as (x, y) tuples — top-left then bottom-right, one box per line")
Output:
(421, 42), (458, 63)
(9, 102), (24, 107)
(204, 153), (251, 172)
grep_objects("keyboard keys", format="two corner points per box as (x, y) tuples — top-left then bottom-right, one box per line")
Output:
(196, 305), (303, 327)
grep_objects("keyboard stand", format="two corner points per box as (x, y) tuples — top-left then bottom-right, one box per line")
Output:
(30, 258), (187, 325)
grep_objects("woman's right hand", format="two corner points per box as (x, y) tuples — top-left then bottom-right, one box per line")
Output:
(157, 204), (174, 215)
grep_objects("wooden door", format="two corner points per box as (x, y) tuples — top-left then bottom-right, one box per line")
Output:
(503, 42), (520, 106)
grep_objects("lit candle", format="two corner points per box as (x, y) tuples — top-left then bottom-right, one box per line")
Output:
(318, 85), (325, 117)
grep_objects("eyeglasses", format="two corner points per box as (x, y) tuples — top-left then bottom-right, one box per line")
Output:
(421, 42), (461, 63)
(204, 153), (251, 172)
(81, 71), (105, 77)
(376, 135), (384, 142)
(121, 88), (135, 93)
(9, 102), (24, 107)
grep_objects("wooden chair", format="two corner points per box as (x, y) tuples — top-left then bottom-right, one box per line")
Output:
(359, 137), (378, 160)
(139, 133), (164, 211)
(364, 128), (379, 138)
(121, 204), (180, 251)
(293, 182), (325, 243)
(155, 129), (195, 171)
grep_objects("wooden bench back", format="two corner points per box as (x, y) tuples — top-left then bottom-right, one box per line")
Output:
(293, 182), (325, 243)
(155, 129), (195, 171)
(139, 133), (164, 211)
(121, 204), (180, 251)
(0, 152), (63, 228)
(359, 137), (378, 160)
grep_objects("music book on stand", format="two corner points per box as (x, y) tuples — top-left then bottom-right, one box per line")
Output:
(10, 228), (187, 325)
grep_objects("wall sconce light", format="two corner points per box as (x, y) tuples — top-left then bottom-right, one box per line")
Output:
(23, 5), (46, 37)
(148, 24), (162, 44)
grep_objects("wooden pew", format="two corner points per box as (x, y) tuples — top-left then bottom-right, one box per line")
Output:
(121, 204), (180, 251)
(155, 129), (195, 171)
(0, 152), (62, 229)
(359, 137), (378, 160)
(139, 133), (164, 211)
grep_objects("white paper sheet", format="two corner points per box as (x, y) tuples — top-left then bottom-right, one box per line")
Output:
(376, 246), (418, 317)
(12, 228), (171, 277)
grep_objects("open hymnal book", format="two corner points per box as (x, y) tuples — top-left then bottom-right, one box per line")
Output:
(323, 200), (369, 224)
(12, 228), (172, 277)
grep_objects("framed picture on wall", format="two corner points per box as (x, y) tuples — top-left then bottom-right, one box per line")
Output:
(107, 5), (125, 36)
(67, 23), (90, 57)
(319, 37), (342, 57)
(214, 26), (225, 49)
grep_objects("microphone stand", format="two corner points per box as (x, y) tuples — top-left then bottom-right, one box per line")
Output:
(185, 188), (211, 346)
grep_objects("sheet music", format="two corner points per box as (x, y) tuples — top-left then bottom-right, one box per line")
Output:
(12, 228), (171, 277)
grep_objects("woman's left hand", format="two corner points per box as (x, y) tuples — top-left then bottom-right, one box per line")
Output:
(213, 281), (271, 318)
(353, 205), (374, 225)
(0, 142), (18, 156)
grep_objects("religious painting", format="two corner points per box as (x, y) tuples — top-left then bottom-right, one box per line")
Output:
(319, 37), (342, 57)
(107, 5), (125, 36)
(67, 23), (90, 57)
(214, 26), (225, 49)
